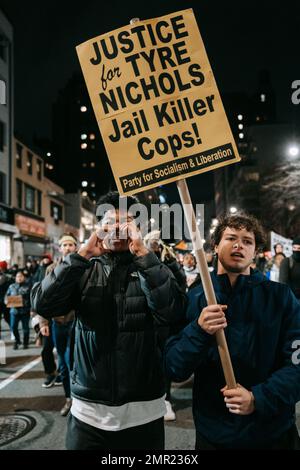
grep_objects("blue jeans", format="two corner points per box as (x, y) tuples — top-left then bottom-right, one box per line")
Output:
(11, 313), (30, 345)
(52, 320), (73, 398)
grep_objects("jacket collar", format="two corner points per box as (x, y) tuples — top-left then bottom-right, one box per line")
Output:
(212, 268), (265, 294)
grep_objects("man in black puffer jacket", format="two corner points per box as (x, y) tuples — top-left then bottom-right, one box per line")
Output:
(31, 192), (186, 450)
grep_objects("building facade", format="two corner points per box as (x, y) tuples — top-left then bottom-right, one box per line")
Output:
(0, 9), (14, 264)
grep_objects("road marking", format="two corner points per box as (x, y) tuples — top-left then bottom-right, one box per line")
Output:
(0, 356), (42, 390)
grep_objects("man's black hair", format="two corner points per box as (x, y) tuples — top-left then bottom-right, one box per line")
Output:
(96, 191), (140, 222)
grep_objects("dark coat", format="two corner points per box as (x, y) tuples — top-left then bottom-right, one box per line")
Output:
(31, 251), (186, 405)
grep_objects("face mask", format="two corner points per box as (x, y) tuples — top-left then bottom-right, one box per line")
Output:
(293, 251), (300, 262)
(184, 265), (194, 272)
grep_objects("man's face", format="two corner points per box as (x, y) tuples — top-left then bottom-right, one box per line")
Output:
(215, 227), (256, 275)
(98, 209), (133, 252)
(293, 244), (300, 252)
(60, 241), (77, 258)
(183, 254), (195, 268)
(16, 272), (25, 283)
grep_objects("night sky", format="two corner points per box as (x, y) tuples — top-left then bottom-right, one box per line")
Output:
(1, 0), (300, 202)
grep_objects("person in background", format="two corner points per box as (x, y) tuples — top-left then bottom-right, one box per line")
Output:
(32, 253), (60, 388)
(266, 253), (285, 282)
(274, 243), (284, 255)
(183, 253), (198, 288)
(279, 237), (300, 300)
(0, 261), (13, 339)
(5, 270), (31, 349)
(38, 233), (77, 416)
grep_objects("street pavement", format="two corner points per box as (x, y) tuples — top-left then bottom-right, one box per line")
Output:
(0, 320), (299, 450)
(0, 322), (195, 450)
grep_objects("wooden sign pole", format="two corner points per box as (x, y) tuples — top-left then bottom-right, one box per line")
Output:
(177, 179), (236, 389)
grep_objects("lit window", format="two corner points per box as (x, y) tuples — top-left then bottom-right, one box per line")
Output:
(81, 134), (87, 140)
(80, 106), (87, 112)
(81, 143), (87, 149)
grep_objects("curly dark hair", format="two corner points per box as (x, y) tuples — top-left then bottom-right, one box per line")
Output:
(211, 213), (266, 249)
(96, 191), (140, 221)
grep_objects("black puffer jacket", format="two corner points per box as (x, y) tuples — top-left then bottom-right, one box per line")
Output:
(31, 251), (186, 405)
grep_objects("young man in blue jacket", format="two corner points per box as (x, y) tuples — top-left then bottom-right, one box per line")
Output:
(165, 213), (300, 449)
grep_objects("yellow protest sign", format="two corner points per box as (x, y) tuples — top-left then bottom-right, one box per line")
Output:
(76, 9), (240, 196)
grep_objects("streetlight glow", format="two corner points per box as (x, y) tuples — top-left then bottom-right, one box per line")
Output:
(288, 145), (299, 157)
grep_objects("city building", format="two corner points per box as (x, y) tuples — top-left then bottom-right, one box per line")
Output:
(0, 9), (14, 263)
(12, 137), (71, 265)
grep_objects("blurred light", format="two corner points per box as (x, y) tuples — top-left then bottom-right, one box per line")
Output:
(230, 206), (238, 214)
(81, 181), (88, 187)
(80, 106), (87, 112)
(150, 218), (155, 224)
(237, 114), (243, 121)
(239, 133), (244, 139)
(260, 94), (266, 102)
(202, 239), (206, 244)
(238, 124), (243, 130)
(159, 194), (166, 204)
(288, 204), (296, 211)
(82, 191), (88, 197)
(90, 162), (95, 167)
(89, 133), (95, 140)
(91, 182), (96, 188)
(212, 218), (218, 226)
(288, 145), (299, 157)
(81, 134), (87, 140)
(46, 152), (51, 157)
(209, 228), (215, 234)
(81, 143), (87, 149)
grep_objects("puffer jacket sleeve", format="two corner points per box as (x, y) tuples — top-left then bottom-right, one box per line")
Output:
(164, 258), (187, 292)
(31, 253), (90, 318)
(134, 251), (187, 325)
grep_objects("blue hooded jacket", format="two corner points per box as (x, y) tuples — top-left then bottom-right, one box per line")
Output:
(165, 269), (300, 448)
